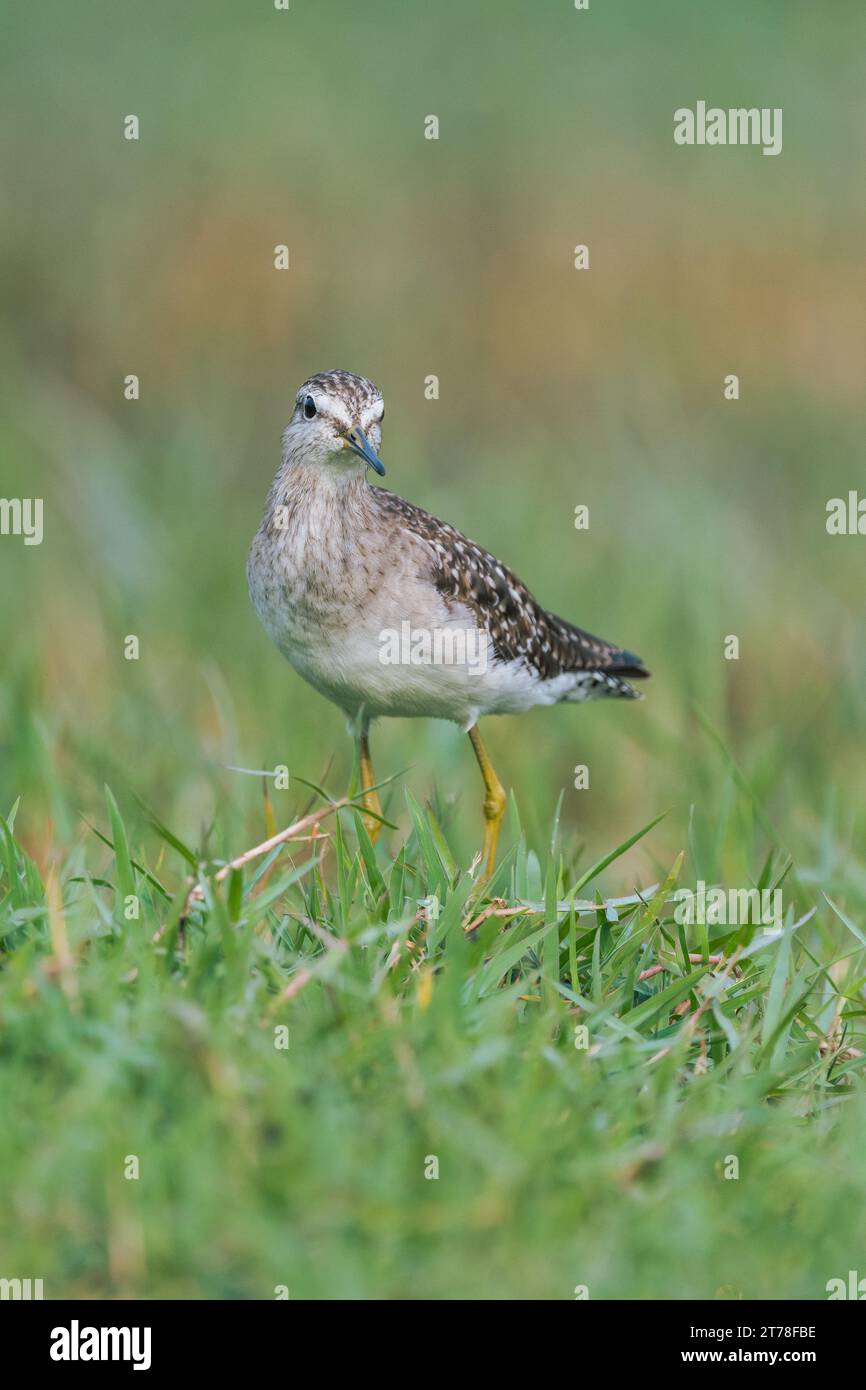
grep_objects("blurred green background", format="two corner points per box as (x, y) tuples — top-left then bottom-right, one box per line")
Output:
(2, 0), (865, 884)
(2, 0), (866, 1303)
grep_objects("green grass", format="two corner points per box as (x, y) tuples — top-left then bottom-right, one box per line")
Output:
(2, 770), (866, 1300)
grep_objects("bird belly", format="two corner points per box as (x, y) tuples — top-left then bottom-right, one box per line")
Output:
(281, 616), (501, 725)
(248, 527), (608, 726)
(252, 570), (499, 724)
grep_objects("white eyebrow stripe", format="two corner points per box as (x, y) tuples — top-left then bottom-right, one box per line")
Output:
(297, 385), (382, 429)
(308, 395), (354, 428)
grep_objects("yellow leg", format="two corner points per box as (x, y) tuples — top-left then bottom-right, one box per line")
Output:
(467, 724), (507, 878)
(358, 727), (383, 844)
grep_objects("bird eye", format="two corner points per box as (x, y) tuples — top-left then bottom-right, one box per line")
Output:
(302, 395), (317, 420)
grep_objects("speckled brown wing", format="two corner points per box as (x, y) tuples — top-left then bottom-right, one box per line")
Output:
(371, 487), (649, 685)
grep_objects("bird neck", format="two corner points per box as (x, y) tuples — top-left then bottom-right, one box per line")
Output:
(263, 454), (375, 535)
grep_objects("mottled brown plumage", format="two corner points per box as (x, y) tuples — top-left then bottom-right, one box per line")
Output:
(371, 487), (649, 689)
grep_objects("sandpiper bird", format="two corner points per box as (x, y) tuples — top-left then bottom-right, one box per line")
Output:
(247, 370), (649, 875)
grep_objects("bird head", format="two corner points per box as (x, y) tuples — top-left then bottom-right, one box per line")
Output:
(282, 370), (386, 477)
